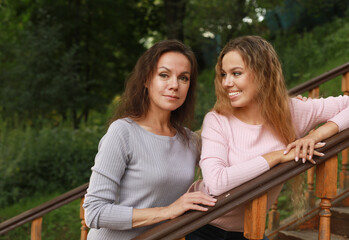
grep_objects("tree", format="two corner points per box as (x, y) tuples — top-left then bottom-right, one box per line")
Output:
(0, 0), (159, 128)
(164, 0), (187, 41)
(182, 0), (271, 69)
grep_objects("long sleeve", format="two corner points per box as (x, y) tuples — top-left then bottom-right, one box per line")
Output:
(83, 121), (133, 230)
(291, 95), (349, 137)
(199, 112), (271, 196)
(83, 119), (197, 239)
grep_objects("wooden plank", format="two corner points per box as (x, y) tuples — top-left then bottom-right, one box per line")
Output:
(31, 217), (42, 240)
(244, 194), (267, 240)
(80, 197), (88, 240)
(315, 155), (338, 198)
(318, 199), (332, 240)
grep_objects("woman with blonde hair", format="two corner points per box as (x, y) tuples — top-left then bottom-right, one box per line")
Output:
(83, 39), (216, 240)
(186, 36), (349, 240)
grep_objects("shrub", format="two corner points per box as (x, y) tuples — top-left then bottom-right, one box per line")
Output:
(0, 120), (104, 207)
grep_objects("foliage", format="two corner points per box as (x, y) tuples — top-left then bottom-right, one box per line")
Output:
(264, 0), (348, 34)
(0, 119), (104, 207)
(183, 0), (270, 69)
(272, 13), (349, 90)
(194, 68), (216, 129)
(0, 0), (156, 128)
(0, 193), (81, 240)
(0, 2), (349, 239)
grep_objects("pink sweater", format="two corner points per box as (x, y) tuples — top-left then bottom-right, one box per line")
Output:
(200, 96), (349, 231)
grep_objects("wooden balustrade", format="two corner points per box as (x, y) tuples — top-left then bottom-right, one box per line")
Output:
(341, 72), (349, 190)
(31, 217), (42, 240)
(80, 197), (88, 240)
(0, 183), (88, 238)
(315, 155), (338, 240)
(306, 87), (320, 209)
(267, 200), (279, 236)
(268, 67), (349, 233)
(1, 62), (349, 240)
(244, 194), (267, 240)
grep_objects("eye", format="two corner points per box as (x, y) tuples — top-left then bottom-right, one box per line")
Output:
(221, 72), (227, 78)
(179, 75), (190, 82)
(159, 73), (169, 79)
(233, 72), (242, 76)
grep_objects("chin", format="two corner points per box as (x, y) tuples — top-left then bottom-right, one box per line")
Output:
(230, 101), (248, 108)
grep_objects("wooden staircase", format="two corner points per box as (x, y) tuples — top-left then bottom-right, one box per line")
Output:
(268, 189), (349, 240)
(0, 62), (349, 240)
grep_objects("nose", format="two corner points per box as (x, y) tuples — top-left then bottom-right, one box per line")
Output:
(169, 76), (179, 90)
(222, 74), (234, 87)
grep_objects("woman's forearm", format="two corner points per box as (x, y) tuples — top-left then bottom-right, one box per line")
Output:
(264, 122), (339, 168)
(132, 191), (216, 228)
(308, 121), (339, 143)
(263, 149), (286, 168)
(132, 207), (169, 228)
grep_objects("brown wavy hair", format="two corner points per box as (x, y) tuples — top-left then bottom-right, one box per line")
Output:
(214, 36), (295, 144)
(109, 39), (198, 142)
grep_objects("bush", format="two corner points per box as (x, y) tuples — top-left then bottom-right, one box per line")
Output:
(272, 14), (349, 89)
(194, 68), (216, 129)
(0, 120), (104, 207)
(0, 192), (81, 240)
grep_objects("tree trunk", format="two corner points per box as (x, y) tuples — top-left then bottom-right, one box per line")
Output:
(164, 0), (187, 41)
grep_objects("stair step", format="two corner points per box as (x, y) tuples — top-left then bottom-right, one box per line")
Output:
(331, 207), (349, 236)
(279, 230), (349, 240)
(332, 207), (349, 214)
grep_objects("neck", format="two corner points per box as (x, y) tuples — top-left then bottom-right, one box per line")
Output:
(135, 108), (175, 136)
(232, 102), (264, 125)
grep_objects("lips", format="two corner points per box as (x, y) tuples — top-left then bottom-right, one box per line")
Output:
(164, 95), (179, 100)
(227, 90), (242, 99)
(228, 91), (241, 97)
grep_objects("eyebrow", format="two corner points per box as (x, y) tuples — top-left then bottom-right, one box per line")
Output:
(158, 66), (190, 75)
(222, 66), (244, 71)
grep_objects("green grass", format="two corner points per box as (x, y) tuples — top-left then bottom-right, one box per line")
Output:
(0, 192), (81, 240)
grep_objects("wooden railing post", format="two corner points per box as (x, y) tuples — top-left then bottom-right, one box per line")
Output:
(80, 197), (88, 240)
(267, 200), (279, 240)
(31, 217), (42, 240)
(306, 87), (319, 208)
(341, 72), (349, 190)
(315, 155), (338, 240)
(244, 193), (267, 240)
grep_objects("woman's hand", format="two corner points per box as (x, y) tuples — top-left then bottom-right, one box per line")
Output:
(132, 191), (216, 228)
(164, 191), (216, 219)
(296, 95), (310, 101)
(283, 137), (325, 164)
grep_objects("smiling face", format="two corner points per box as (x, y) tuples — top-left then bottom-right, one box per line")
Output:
(221, 50), (258, 110)
(147, 51), (191, 115)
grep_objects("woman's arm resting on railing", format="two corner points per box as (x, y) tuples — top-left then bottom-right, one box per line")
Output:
(264, 121), (339, 167)
(283, 95), (349, 164)
(132, 192), (216, 228)
(262, 144), (324, 168)
(283, 121), (339, 163)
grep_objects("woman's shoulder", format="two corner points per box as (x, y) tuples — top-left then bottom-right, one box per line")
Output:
(203, 110), (230, 124)
(107, 118), (134, 136)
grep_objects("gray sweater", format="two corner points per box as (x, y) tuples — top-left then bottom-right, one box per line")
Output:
(83, 118), (198, 240)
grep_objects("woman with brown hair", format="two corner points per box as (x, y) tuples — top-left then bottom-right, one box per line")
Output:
(186, 36), (349, 240)
(83, 40), (216, 240)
